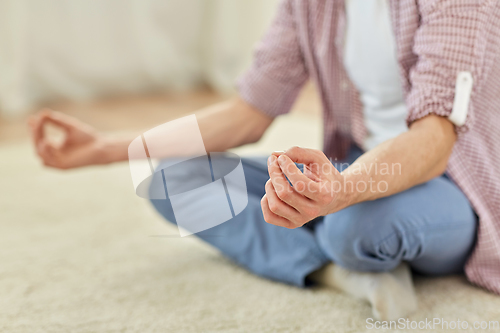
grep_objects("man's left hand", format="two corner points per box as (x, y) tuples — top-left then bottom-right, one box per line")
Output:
(261, 146), (350, 229)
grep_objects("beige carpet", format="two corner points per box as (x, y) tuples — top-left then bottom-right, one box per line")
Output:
(1, 114), (499, 333)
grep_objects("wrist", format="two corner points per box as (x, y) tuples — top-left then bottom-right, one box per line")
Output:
(97, 136), (131, 164)
(339, 172), (372, 208)
(324, 174), (360, 215)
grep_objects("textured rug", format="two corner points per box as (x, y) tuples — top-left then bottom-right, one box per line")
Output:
(1, 114), (499, 333)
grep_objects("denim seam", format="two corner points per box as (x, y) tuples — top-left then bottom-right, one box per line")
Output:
(368, 223), (476, 268)
(337, 224), (476, 272)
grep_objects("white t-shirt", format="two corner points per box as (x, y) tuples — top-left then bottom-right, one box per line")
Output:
(343, 0), (408, 151)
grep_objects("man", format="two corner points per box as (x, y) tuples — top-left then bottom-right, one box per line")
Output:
(30, 0), (500, 320)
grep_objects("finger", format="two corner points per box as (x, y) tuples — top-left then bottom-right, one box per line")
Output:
(268, 155), (296, 199)
(38, 109), (82, 150)
(284, 146), (335, 180)
(265, 179), (302, 220)
(271, 151), (286, 157)
(260, 195), (295, 229)
(30, 109), (69, 149)
(38, 109), (75, 131)
(276, 154), (320, 198)
(302, 164), (323, 182)
(39, 143), (73, 170)
(32, 114), (47, 152)
(265, 174), (312, 212)
(37, 141), (59, 166)
(284, 146), (329, 165)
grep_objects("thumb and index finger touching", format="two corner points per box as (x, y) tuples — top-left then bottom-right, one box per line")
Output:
(270, 147), (333, 196)
(28, 109), (75, 154)
(30, 109), (76, 134)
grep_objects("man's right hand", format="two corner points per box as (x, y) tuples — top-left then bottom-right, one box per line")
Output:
(28, 97), (272, 170)
(28, 109), (116, 169)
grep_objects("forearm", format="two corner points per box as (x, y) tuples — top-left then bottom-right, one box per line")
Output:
(341, 115), (456, 206)
(196, 98), (273, 152)
(101, 97), (273, 164)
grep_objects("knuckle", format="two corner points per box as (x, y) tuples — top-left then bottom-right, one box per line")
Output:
(264, 215), (277, 226)
(268, 201), (280, 214)
(305, 207), (320, 217)
(277, 188), (290, 200)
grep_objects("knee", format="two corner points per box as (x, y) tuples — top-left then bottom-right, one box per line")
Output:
(317, 205), (405, 271)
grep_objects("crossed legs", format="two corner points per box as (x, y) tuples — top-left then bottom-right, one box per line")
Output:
(150, 148), (476, 318)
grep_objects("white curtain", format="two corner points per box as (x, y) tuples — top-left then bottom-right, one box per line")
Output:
(0, 0), (279, 116)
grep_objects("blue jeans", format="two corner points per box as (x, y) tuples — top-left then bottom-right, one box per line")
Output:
(150, 146), (477, 287)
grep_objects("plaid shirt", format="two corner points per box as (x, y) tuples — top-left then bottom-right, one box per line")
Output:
(237, 0), (500, 294)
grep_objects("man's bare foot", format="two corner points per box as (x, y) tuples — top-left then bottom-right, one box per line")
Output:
(309, 262), (418, 320)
